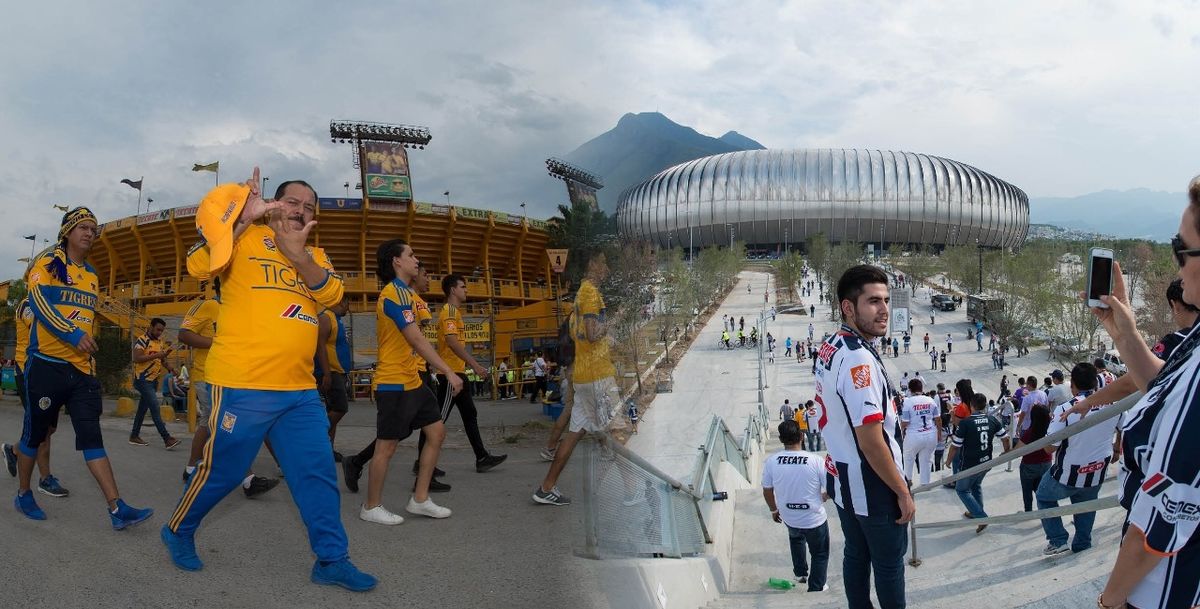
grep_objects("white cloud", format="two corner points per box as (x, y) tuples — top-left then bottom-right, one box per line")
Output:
(2, 0), (1200, 280)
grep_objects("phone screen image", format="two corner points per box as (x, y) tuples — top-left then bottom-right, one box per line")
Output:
(1089, 255), (1113, 301)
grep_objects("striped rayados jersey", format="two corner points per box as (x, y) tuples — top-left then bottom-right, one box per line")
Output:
(186, 224), (343, 390)
(26, 253), (98, 375)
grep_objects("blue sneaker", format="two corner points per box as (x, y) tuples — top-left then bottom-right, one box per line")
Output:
(311, 558), (377, 592)
(161, 525), (203, 571)
(109, 498), (153, 530)
(38, 475), (69, 498)
(15, 491), (46, 520)
(2, 443), (16, 477)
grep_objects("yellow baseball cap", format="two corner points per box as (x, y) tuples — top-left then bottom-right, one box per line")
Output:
(195, 183), (250, 273)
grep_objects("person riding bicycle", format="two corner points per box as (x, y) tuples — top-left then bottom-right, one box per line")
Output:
(750, 326), (758, 344)
(722, 329), (731, 349)
(738, 329), (746, 347)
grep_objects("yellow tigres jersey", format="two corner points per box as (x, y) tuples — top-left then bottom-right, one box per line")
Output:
(320, 309), (344, 374)
(436, 303), (466, 374)
(26, 253), (98, 375)
(571, 279), (616, 385)
(374, 278), (422, 391)
(180, 298), (218, 382)
(133, 333), (168, 382)
(186, 224), (343, 390)
(413, 293), (432, 372)
(14, 299), (31, 370)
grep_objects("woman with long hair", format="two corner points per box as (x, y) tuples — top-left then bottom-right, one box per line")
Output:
(1014, 403), (1051, 512)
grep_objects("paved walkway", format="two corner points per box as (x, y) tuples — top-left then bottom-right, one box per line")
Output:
(0, 391), (605, 609)
(629, 266), (1124, 608)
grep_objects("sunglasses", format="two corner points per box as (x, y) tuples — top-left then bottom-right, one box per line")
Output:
(1172, 234), (1200, 267)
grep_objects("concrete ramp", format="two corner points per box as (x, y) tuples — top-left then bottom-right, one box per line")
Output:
(708, 463), (1122, 608)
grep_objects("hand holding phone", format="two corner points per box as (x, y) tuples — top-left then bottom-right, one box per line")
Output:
(1086, 247), (1114, 309)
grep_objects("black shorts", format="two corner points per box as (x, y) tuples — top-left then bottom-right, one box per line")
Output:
(375, 386), (441, 441)
(21, 357), (103, 452)
(322, 371), (349, 413)
(16, 369), (26, 409)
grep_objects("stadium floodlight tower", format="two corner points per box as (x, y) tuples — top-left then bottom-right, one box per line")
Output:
(545, 157), (604, 194)
(330, 120), (432, 206)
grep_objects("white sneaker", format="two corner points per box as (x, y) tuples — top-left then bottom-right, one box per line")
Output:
(406, 497), (452, 519)
(359, 504), (404, 525)
(810, 584), (829, 592)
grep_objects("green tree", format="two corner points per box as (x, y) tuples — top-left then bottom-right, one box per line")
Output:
(806, 233), (830, 292)
(824, 241), (864, 320)
(94, 324), (133, 395)
(547, 199), (617, 285)
(774, 251), (804, 304)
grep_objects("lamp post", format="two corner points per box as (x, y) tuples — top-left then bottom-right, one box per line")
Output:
(262, 177), (270, 198)
(880, 225), (884, 261)
(976, 238), (983, 294)
(520, 202), (526, 219)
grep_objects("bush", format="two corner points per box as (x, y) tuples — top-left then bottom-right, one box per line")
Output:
(94, 324), (132, 396)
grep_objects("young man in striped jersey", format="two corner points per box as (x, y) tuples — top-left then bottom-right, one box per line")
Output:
(3, 252), (68, 498)
(1038, 361), (1118, 556)
(128, 317), (181, 449)
(816, 265), (912, 609)
(426, 273), (505, 475)
(14, 207), (152, 527)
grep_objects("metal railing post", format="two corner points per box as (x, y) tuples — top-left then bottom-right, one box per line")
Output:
(581, 440), (600, 559)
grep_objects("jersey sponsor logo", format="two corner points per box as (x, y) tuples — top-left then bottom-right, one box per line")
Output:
(60, 290), (97, 308)
(220, 412), (237, 433)
(1078, 460), (1107, 474)
(817, 342), (836, 367)
(851, 364), (872, 389)
(280, 304), (319, 326)
(262, 237), (277, 252)
(785, 503), (811, 510)
(824, 454), (838, 477)
(1152, 342), (1165, 355)
(1142, 472), (1172, 496)
(67, 310), (81, 320)
(402, 309), (415, 323)
(775, 455), (810, 465)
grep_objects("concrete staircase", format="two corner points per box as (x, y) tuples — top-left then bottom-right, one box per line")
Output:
(704, 466), (1122, 609)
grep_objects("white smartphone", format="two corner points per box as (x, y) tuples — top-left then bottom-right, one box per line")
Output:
(1086, 247), (1114, 308)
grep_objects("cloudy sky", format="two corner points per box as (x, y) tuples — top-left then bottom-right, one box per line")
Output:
(2, 0), (1198, 279)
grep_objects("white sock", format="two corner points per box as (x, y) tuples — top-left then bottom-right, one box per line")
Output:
(185, 466), (196, 475)
(242, 475), (254, 489)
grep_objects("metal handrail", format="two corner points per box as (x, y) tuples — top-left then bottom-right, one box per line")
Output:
(907, 392), (1137, 567)
(608, 439), (702, 500)
(911, 392), (1136, 494)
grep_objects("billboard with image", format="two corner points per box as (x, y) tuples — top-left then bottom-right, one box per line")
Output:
(363, 142), (413, 202)
(566, 180), (598, 209)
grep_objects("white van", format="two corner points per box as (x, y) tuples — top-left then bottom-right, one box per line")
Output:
(1102, 350), (1127, 376)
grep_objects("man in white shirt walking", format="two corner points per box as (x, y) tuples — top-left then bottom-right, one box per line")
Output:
(530, 351), (548, 403)
(762, 420), (830, 592)
(899, 379), (940, 486)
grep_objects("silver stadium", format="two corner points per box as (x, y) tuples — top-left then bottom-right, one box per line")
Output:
(615, 149), (1029, 251)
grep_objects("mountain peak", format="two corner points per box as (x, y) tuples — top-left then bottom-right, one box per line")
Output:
(563, 112), (764, 213)
(719, 131), (765, 150)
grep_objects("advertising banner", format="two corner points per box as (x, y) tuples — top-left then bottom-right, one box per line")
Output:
(362, 142), (413, 202)
(137, 210), (170, 225)
(421, 320), (491, 345)
(173, 205), (200, 219)
(369, 201), (406, 212)
(890, 289), (911, 335)
(318, 198), (363, 210)
(457, 207), (489, 221)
